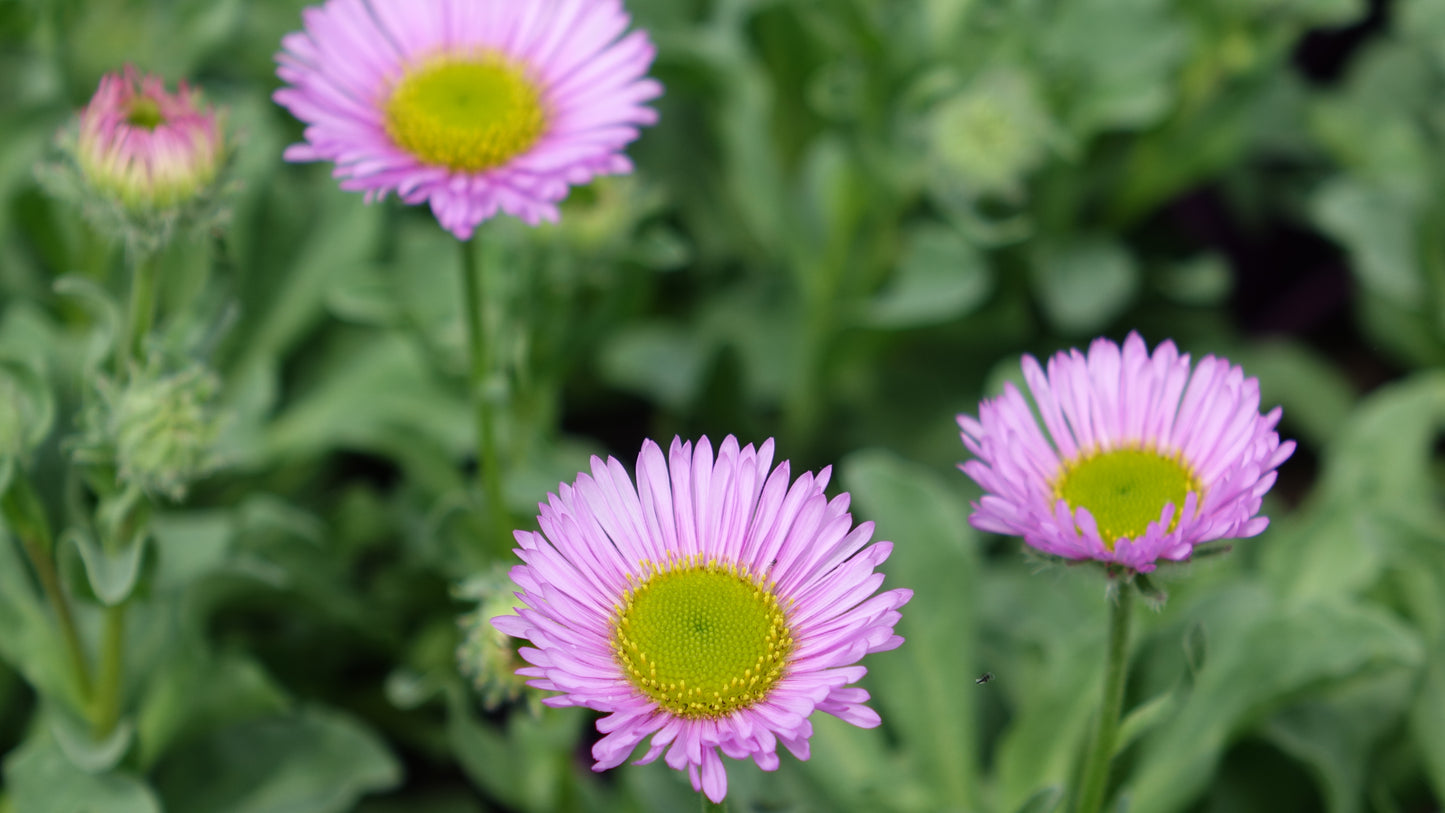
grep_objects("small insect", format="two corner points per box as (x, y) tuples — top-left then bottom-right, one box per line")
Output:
(975, 672), (994, 685)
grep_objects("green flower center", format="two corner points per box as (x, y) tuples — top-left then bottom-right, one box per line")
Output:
(1054, 447), (1201, 548)
(125, 97), (164, 129)
(613, 556), (793, 719)
(383, 54), (547, 172)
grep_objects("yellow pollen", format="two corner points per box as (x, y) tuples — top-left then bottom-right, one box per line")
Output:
(612, 554), (794, 720)
(1053, 445), (1203, 549)
(383, 53), (547, 172)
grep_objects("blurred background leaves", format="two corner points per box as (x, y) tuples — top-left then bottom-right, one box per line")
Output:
(1, 0), (1444, 811)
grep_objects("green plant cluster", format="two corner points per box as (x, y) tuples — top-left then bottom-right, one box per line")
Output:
(0, 0), (1443, 811)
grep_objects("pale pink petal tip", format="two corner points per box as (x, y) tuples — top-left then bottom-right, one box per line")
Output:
(273, 0), (662, 239)
(957, 331), (1293, 572)
(491, 435), (907, 802)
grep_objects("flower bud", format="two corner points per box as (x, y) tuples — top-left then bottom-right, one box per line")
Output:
(455, 568), (538, 712)
(77, 67), (224, 212)
(929, 69), (1054, 196)
(74, 364), (221, 501)
(37, 66), (232, 254)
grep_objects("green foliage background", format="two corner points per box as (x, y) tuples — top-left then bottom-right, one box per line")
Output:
(2, 0), (1445, 811)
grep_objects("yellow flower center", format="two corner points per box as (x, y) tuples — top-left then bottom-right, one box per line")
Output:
(1054, 446), (1202, 548)
(125, 97), (164, 129)
(612, 555), (793, 719)
(383, 53), (547, 172)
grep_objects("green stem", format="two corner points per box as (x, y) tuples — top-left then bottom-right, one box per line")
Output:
(1074, 580), (1134, 813)
(19, 537), (93, 701)
(120, 249), (160, 375)
(88, 246), (158, 738)
(701, 795), (728, 812)
(4, 471), (93, 706)
(91, 601), (126, 738)
(458, 239), (510, 550)
(783, 260), (839, 452)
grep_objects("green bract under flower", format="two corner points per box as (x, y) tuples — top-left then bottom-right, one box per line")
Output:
(1054, 447), (1201, 549)
(613, 555), (793, 719)
(384, 55), (548, 173)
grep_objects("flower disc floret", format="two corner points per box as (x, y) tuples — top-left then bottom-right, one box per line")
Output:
(614, 556), (793, 718)
(957, 332), (1295, 572)
(274, 0), (663, 239)
(383, 55), (546, 172)
(1055, 447), (1201, 547)
(491, 436), (912, 803)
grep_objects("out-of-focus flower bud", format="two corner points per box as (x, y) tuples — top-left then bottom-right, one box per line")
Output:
(455, 567), (540, 713)
(38, 66), (233, 254)
(77, 67), (224, 212)
(929, 69), (1055, 197)
(74, 364), (221, 501)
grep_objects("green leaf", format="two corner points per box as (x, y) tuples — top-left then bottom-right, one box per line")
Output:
(866, 224), (993, 328)
(797, 713), (918, 813)
(1012, 787), (1063, 813)
(1262, 372), (1445, 601)
(597, 322), (711, 410)
(1155, 255), (1233, 307)
(1410, 641), (1445, 803)
(134, 648), (290, 770)
(1040, 0), (1188, 135)
(0, 524), (70, 703)
(0, 356), (55, 455)
(49, 710), (133, 774)
(153, 706), (401, 813)
(447, 689), (593, 813)
(1125, 590), (1423, 813)
(1262, 671), (1415, 813)
(1116, 687), (1180, 753)
(261, 333), (470, 462)
(1030, 238), (1140, 334)
(841, 450), (982, 812)
(3, 734), (160, 813)
(63, 526), (145, 607)
(1311, 179), (1423, 306)
(148, 509), (235, 592)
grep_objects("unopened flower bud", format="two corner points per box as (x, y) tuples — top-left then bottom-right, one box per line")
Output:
(455, 568), (538, 712)
(77, 67), (224, 212)
(38, 66), (233, 254)
(930, 69), (1054, 196)
(75, 364), (221, 501)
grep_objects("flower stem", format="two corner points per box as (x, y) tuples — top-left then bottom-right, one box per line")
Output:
(23, 538), (93, 700)
(120, 248), (160, 375)
(90, 245), (158, 738)
(91, 601), (126, 738)
(701, 796), (728, 812)
(1074, 579), (1134, 813)
(458, 238), (511, 550)
(783, 259), (840, 452)
(4, 476), (93, 702)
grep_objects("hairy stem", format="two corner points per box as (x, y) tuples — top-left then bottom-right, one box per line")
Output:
(1074, 580), (1134, 813)
(459, 238), (511, 550)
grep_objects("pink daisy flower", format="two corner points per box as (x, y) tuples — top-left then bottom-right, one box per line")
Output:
(957, 332), (1295, 573)
(273, 0), (661, 240)
(490, 436), (912, 803)
(76, 66), (224, 211)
